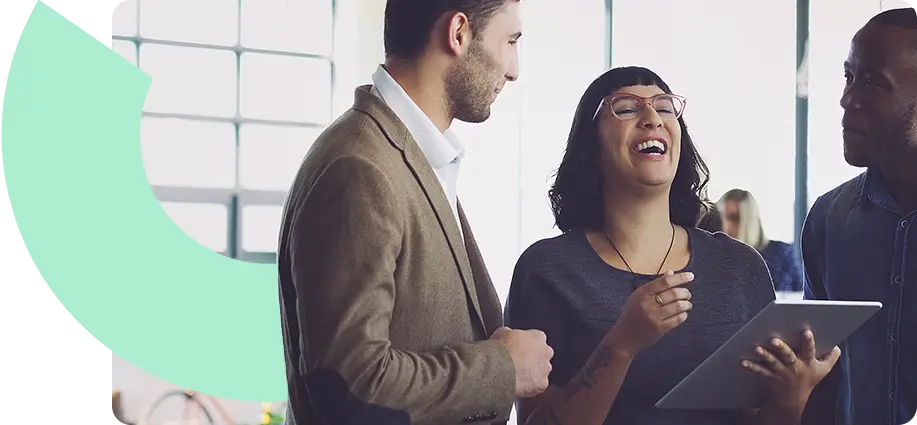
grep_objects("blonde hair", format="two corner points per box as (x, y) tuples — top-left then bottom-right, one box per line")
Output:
(717, 189), (769, 250)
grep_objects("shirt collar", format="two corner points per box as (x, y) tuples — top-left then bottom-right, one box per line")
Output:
(858, 167), (901, 214)
(370, 65), (465, 169)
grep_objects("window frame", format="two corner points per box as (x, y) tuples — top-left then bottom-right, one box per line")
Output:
(111, 0), (338, 263)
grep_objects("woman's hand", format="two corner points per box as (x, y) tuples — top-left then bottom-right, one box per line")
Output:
(742, 329), (841, 407)
(606, 270), (695, 358)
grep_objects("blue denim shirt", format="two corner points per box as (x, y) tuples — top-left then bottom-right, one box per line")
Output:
(802, 169), (916, 425)
(759, 240), (805, 292)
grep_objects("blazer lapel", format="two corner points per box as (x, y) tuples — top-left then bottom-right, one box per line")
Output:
(458, 201), (504, 337)
(352, 85), (486, 334)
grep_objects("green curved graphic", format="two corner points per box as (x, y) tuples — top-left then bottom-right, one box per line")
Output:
(2, 2), (285, 401)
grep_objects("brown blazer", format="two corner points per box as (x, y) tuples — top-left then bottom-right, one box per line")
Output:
(277, 85), (516, 425)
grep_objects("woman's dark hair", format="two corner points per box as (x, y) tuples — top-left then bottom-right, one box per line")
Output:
(548, 66), (712, 233)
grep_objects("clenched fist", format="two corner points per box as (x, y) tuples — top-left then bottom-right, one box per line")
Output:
(491, 326), (554, 398)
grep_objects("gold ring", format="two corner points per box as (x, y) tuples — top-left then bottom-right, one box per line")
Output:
(655, 294), (665, 305)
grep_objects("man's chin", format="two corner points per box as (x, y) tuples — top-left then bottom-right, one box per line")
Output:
(842, 134), (876, 168)
(455, 108), (491, 124)
(843, 146), (871, 168)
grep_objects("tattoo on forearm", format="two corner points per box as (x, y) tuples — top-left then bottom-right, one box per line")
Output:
(562, 344), (614, 402)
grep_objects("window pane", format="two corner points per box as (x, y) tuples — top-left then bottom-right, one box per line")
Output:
(511, 0), (608, 253)
(160, 202), (228, 252)
(239, 53), (331, 123)
(613, 0), (797, 242)
(139, 0), (238, 46)
(112, 0), (138, 36)
(140, 44), (237, 117)
(241, 205), (282, 253)
(141, 117), (236, 189)
(112, 40), (137, 66)
(239, 124), (319, 191)
(240, 0), (333, 55)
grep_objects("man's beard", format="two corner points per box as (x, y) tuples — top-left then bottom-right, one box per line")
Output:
(444, 41), (497, 123)
(878, 99), (917, 185)
(850, 99), (917, 169)
(879, 99), (917, 165)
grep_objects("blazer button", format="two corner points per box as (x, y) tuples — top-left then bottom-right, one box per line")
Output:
(895, 276), (902, 285)
(463, 414), (484, 423)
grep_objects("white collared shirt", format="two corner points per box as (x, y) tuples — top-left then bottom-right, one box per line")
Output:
(369, 65), (465, 240)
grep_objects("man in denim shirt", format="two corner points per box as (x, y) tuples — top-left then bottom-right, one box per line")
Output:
(800, 8), (917, 425)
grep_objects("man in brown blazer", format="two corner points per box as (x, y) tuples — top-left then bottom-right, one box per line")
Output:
(277, 1), (554, 424)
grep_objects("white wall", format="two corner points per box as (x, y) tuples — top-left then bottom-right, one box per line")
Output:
(612, 0), (799, 243)
(806, 0), (907, 203)
(880, 0), (917, 11)
(456, 0), (608, 303)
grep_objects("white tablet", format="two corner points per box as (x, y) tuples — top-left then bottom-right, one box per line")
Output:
(655, 299), (882, 410)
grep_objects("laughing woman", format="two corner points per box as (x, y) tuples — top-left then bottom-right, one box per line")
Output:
(503, 66), (840, 425)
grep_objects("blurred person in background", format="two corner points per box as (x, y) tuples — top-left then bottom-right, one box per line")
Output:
(697, 204), (723, 233)
(718, 189), (805, 293)
(276, 1), (553, 424)
(801, 7), (917, 425)
(503, 66), (839, 425)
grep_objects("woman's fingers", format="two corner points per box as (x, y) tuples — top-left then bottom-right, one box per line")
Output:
(755, 345), (791, 376)
(742, 359), (778, 379)
(818, 346), (842, 365)
(769, 338), (799, 367)
(660, 311), (689, 331)
(801, 329), (816, 361)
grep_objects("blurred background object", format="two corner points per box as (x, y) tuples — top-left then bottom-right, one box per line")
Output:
(718, 188), (806, 298)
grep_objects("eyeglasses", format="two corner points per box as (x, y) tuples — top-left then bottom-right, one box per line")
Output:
(593, 93), (687, 121)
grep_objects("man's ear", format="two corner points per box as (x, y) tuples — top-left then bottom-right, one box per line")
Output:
(445, 12), (473, 56)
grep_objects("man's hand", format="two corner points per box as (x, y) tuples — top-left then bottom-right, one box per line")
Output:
(491, 327), (554, 398)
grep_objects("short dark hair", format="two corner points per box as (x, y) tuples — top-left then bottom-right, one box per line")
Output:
(383, 0), (510, 60)
(869, 7), (917, 29)
(548, 66), (712, 233)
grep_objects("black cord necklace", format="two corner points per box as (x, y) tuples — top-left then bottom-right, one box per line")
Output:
(602, 222), (676, 289)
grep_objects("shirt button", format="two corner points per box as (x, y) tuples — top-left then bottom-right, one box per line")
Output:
(891, 333), (898, 342)
(890, 392), (896, 401)
(902, 220), (909, 229)
(895, 276), (902, 284)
